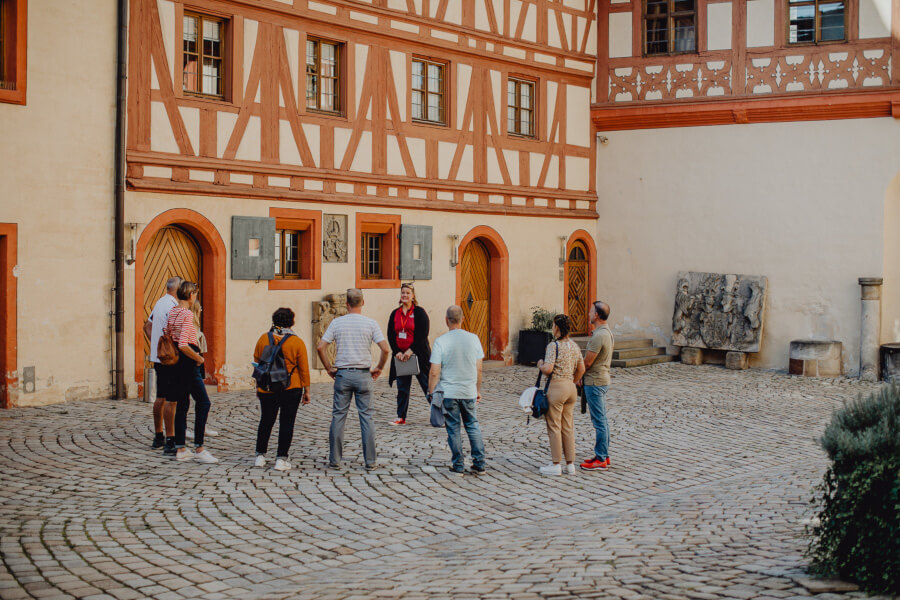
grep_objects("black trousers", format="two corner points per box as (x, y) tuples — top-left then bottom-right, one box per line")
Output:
(395, 370), (430, 419)
(256, 388), (302, 458)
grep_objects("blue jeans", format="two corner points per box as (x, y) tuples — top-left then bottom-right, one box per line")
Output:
(329, 370), (376, 466)
(584, 385), (609, 461)
(442, 397), (485, 471)
(395, 370), (429, 419)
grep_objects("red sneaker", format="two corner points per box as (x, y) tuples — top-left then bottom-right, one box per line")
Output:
(581, 457), (605, 471)
(389, 418), (406, 425)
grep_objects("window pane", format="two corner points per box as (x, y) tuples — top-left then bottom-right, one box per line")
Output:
(412, 90), (424, 120)
(202, 20), (222, 57)
(427, 92), (441, 122)
(306, 75), (318, 108)
(183, 55), (198, 92)
(321, 77), (334, 111)
(672, 16), (696, 52)
(646, 17), (668, 54)
(646, 0), (667, 16)
(306, 40), (318, 70)
(274, 231), (281, 275)
(321, 43), (336, 77)
(520, 108), (532, 136)
(427, 63), (442, 94)
(507, 106), (516, 133)
(183, 16), (198, 53)
(789, 4), (816, 43)
(520, 84), (531, 109)
(202, 57), (221, 95)
(412, 61), (424, 91)
(672, 0), (694, 12)
(819, 2), (845, 41)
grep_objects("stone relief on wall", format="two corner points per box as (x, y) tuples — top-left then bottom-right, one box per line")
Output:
(323, 214), (348, 263)
(312, 293), (347, 369)
(672, 272), (768, 353)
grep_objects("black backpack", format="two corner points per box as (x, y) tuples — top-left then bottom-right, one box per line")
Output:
(252, 332), (294, 392)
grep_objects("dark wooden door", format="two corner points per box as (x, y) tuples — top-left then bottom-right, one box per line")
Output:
(567, 242), (589, 335)
(460, 239), (490, 355)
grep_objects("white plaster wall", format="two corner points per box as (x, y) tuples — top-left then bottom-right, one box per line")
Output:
(707, 2), (733, 50)
(125, 192), (597, 391)
(609, 12), (633, 58)
(595, 118), (900, 374)
(746, 0), (775, 47)
(859, 0), (892, 38)
(0, 1), (117, 406)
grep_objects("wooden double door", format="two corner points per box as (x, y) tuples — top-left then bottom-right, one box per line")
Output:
(460, 239), (490, 356)
(142, 226), (201, 357)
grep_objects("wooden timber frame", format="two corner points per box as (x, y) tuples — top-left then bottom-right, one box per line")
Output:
(593, 0), (900, 130)
(126, 0), (599, 219)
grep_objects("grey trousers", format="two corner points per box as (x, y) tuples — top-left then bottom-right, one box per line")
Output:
(329, 369), (376, 466)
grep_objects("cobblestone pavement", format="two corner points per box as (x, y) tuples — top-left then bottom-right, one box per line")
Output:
(0, 364), (890, 600)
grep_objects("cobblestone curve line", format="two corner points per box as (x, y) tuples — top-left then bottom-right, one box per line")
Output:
(0, 364), (887, 600)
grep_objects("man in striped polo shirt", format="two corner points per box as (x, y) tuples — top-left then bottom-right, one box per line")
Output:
(317, 288), (391, 470)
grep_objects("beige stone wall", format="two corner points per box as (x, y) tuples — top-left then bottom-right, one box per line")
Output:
(595, 118), (900, 374)
(125, 191), (596, 393)
(0, 2), (117, 406)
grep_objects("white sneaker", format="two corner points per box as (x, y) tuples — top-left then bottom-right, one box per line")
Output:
(205, 428), (219, 437)
(175, 448), (195, 462)
(565, 463), (576, 475)
(540, 463), (562, 476)
(273, 459), (291, 471)
(254, 455), (267, 467)
(195, 449), (218, 464)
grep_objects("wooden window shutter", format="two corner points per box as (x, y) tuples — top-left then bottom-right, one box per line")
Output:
(399, 225), (433, 280)
(231, 216), (276, 280)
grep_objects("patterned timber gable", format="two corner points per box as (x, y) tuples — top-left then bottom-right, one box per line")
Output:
(126, 0), (598, 219)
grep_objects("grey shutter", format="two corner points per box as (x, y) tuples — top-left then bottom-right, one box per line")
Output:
(399, 224), (433, 280)
(231, 216), (276, 280)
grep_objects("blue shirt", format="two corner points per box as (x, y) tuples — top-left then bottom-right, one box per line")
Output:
(430, 329), (484, 399)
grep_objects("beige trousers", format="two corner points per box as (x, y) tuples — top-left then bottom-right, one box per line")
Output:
(545, 378), (577, 464)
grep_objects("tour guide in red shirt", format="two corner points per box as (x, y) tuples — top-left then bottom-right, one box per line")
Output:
(386, 283), (431, 425)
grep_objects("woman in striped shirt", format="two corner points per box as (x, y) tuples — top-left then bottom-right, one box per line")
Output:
(165, 281), (209, 462)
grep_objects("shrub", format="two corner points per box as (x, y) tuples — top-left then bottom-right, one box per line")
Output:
(526, 306), (556, 333)
(807, 384), (900, 594)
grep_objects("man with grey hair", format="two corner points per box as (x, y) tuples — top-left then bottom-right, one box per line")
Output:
(427, 305), (486, 475)
(317, 288), (390, 470)
(143, 276), (182, 452)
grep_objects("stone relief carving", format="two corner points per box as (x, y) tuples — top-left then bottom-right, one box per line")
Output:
(312, 293), (347, 369)
(323, 214), (348, 263)
(671, 271), (768, 353)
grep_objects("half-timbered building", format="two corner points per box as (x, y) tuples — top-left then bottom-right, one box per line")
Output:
(592, 0), (900, 374)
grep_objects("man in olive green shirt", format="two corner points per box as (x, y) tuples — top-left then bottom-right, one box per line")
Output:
(578, 301), (613, 471)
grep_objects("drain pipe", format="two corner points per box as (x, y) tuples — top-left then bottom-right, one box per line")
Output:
(113, 0), (128, 399)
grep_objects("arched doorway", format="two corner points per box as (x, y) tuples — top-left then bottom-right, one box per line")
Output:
(142, 227), (202, 358)
(564, 230), (597, 337)
(567, 242), (589, 335)
(135, 209), (226, 392)
(460, 240), (491, 355)
(455, 226), (509, 362)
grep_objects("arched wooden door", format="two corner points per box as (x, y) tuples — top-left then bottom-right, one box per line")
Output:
(142, 226), (201, 358)
(567, 242), (589, 335)
(460, 239), (491, 355)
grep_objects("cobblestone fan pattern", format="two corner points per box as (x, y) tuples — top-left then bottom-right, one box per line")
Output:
(0, 364), (891, 600)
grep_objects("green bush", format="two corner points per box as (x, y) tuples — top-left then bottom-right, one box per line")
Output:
(807, 384), (900, 594)
(526, 306), (556, 333)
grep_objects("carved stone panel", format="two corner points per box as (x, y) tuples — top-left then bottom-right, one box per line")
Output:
(323, 214), (348, 263)
(672, 271), (768, 353)
(312, 293), (347, 369)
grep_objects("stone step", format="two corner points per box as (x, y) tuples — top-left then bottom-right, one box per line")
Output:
(613, 346), (666, 360)
(611, 354), (676, 368)
(614, 337), (654, 350)
(482, 360), (507, 370)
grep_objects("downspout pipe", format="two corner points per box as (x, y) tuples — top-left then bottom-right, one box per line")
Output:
(113, 0), (128, 399)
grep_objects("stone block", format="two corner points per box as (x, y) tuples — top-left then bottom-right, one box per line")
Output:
(681, 347), (704, 366)
(789, 340), (842, 377)
(725, 351), (748, 370)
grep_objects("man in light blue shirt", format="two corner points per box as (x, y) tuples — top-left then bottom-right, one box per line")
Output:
(427, 305), (485, 475)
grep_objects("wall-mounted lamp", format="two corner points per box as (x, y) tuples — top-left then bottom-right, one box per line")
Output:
(597, 134), (609, 146)
(558, 235), (568, 267)
(449, 234), (460, 268)
(125, 223), (138, 265)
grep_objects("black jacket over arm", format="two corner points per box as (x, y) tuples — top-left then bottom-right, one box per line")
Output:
(387, 305), (431, 387)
